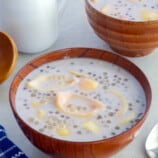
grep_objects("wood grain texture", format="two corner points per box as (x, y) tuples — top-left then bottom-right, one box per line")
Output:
(9, 48), (152, 158)
(85, 0), (158, 57)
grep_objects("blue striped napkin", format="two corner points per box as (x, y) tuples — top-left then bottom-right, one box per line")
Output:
(0, 125), (28, 158)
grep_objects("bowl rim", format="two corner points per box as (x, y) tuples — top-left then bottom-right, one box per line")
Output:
(9, 47), (152, 144)
(85, 0), (158, 24)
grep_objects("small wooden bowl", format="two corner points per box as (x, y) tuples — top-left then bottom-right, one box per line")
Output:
(85, 0), (158, 57)
(9, 48), (152, 158)
(0, 31), (18, 83)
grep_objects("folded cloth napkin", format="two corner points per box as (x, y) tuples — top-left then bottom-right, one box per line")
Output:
(0, 125), (28, 158)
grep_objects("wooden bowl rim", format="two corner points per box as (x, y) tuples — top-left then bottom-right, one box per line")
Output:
(9, 47), (152, 144)
(85, 0), (158, 25)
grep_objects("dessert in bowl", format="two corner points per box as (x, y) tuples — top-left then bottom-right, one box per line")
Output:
(9, 48), (152, 158)
(85, 0), (158, 57)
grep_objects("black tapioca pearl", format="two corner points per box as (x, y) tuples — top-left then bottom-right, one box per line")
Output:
(108, 112), (114, 117)
(106, 120), (111, 124)
(103, 86), (108, 89)
(130, 120), (134, 124)
(29, 90), (32, 93)
(124, 3), (127, 7)
(142, 103), (145, 107)
(111, 83), (116, 86)
(55, 111), (60, 114)
(23, 87), (27, 90)
(49, 111), (53, 114)
(70, 62), (75, 65)
(129, 107), (133, 111)
(137, 113), (143, 118)
(103, 136), (107, 139)
(60, 115), (65, 118)
(111, 132), (116, 136)
(143, 4), (147, 7)
(73, 125), (78, 128)
(31, 93), (36, 97)
(126, 127), (130, 130)
(115, 108), (119, 112)
(134, 119), (140, 123)
(88, 72), (92, 75)
(97, 115), (102, 120)
(115, 126), (120, 130)
(40, 69), (44, 72)
(77, 131), (82, 135)
(92, 74), (96, 77)
(39, 128), (45, 132)
(117, 0), (122, 4)
(79, 69), (83, 72)
(65, 116), (70, 120)
(23, 103), (27, 106)
(56, 70), (60, 73)
(99, 81), (103, 84)
(128, 103), (133, 106)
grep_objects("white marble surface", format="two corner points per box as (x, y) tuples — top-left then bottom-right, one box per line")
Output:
(0, 0), (158, 157)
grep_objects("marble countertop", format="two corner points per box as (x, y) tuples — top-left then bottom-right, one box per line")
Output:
(1, 0), (158, 157)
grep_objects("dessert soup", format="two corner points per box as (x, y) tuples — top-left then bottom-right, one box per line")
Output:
(16, 58), (146, 142)
(89, 0), (158, 21)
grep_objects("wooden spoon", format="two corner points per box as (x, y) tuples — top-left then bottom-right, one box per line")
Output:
(0, 31), (18, 84)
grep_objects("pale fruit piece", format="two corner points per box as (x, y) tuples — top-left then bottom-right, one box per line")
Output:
(69, 70), (99, 90)
(32, 100), (40, 108)
(69, 70), (89, 78)
(27, 74), (77, 92)
(83, 120), (100, 133)
(56, 92), (105, 117)
(37, 109), (46, 119)
(39, 99), (47, 104)
(56, 127), (70, 137)
(100, 4), (111, 15)
(32, 99), (48, 108)
(79, 78), (99, 91)
(119, 113), (135, 125)
(108, 88), (128, 117)
(141, 9), (158, 21)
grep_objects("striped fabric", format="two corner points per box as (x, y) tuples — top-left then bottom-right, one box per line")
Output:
(0, 125), (28, 158)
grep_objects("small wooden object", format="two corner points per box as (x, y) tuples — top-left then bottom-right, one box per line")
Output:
(0, 31), (18, 83)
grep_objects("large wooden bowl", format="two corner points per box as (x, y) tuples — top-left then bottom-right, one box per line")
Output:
(9, 48), (152, 158)
(85, 0), (158, 57)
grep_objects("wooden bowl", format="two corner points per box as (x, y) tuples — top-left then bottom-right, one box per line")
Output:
(0, 31), (18, 83)
(9, 48), (152, 158)
(85, 0), (158, 57)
